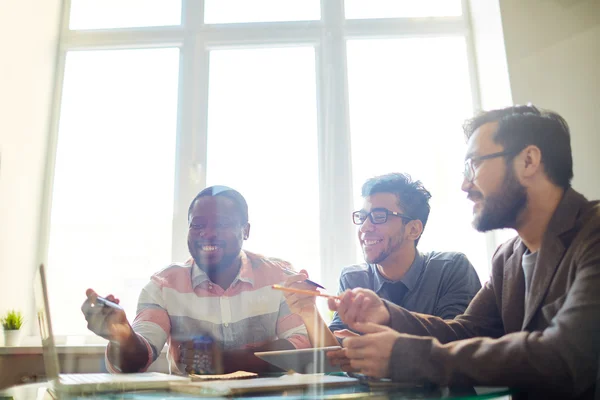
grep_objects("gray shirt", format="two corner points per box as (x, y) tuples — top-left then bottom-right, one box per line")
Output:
(329, 251), (482, 332)
(522, 249), (538, 299)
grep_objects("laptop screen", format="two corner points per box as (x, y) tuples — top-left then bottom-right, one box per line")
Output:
(33, 263), (61, 380)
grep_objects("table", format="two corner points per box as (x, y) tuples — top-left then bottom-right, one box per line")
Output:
(0, 381), (513, 400)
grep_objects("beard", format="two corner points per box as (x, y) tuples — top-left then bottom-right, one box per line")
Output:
(472, 166), (527, 232)
(363, 227), (405, 265)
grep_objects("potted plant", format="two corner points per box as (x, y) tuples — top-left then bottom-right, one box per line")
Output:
(2, 310), (24, 346)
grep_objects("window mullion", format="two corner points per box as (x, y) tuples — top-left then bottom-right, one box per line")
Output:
(462, 0), (482, 116)
(464, 0), (498, 274)
(318, 0), (356, 291)
(172, 0), (209, 262)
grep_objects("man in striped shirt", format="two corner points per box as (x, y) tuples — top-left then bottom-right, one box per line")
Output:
(81, 186), (309, 374)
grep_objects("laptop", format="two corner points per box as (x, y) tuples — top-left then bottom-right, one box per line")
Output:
(33, 263), (189, 395)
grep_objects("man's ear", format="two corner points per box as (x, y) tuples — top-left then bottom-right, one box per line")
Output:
(243, 223), (251, 240)
(406, 220), (424, 243)
(520, 145), (543, 179)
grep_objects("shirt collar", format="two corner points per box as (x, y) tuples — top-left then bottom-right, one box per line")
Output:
(190, 250), (255, 289)
(371, 251), (425, 293)
(236, 251), (255, 285)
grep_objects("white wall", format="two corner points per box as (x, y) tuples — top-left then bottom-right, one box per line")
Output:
(0, 0), (62, 335)
(499, 0), (600, 199)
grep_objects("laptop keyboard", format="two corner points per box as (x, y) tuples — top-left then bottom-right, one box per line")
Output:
(59, 372), (180, 385)
(61, 374), (114, 384)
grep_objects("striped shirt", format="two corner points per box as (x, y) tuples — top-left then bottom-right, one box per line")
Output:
(106, 250), (310, 373)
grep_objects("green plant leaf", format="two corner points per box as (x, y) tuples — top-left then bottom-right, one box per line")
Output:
(1, 310), (24, 330)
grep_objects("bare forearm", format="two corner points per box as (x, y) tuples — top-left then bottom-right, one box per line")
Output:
(301, 311), (339, 348)
(107, 331), (150, 373)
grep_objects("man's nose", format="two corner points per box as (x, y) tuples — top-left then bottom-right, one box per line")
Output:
(199, 226), (218, 239)
(359, 218), (375, 233)
(461, 176), (473, 193)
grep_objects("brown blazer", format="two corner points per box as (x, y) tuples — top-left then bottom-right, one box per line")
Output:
(385, 188), (600, 399)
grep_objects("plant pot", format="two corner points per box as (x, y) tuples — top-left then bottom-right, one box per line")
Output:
(3, 330), (22, 346)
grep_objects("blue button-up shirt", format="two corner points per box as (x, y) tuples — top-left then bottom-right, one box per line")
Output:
(329, 251), (482, 332)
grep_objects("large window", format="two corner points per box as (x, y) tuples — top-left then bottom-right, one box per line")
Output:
(69, 0), (182, 29)
(206, 47), (321, 280)
(344, 0), (462, 19)
(347, 37), (488, 271)
(48, 49), (180, 334)
(204, 0), (320, 23)
(44, 0), (487, 336)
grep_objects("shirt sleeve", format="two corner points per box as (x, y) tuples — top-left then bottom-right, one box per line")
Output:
(433, 253), (483, 320)
(387, 229), (600, 397)
(388, 236), (600, 397)
(384, 246), (505, 341)
(105, 275), (171, 373)
(105, 333), (155, 374)
(328, 272), (350, 333)
(386, 277), (505, 344)
(276, 293), (311, 349)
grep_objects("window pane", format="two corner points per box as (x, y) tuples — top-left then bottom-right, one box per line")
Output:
(48, 49), (180, 335)
(206, 47), (321, 281)
(347, 38), (488, 281)
(69, 0), (181, 30)
(204, 0), (320, 24)
(345, 0), (462, 19)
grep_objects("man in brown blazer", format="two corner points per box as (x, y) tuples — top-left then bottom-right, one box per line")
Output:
(328, 105), (600, 399)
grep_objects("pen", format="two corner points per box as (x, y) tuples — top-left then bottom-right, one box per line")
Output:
(271, 284), (339, 300)
(94, 296), (123, 310)
(280, 267), (326, 289)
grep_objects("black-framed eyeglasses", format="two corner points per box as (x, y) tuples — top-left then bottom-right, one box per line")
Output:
(464, 150), (517, 182)
(352, 208), (414, 225)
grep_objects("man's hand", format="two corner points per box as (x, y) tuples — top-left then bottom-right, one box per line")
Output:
(282, 269), (319, 319)
(82, 289), (151, 373)
(342, 322), (401, 379)
(326, 329), (360, 372)
(328, 288), (390, 327)
(81, 289), (132, 342)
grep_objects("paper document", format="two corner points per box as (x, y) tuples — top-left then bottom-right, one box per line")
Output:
(190, 371), (258, 381)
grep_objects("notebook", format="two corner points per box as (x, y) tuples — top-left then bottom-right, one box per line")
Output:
(33, 263), (189, 395)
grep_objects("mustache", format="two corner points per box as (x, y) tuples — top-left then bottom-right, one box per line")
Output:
(467, 191), (484, 202)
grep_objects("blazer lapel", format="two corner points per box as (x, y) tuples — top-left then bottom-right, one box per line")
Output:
(522, 236), (565, 329)
(502, 241), (526, 333)
(521, 188), (585, 329)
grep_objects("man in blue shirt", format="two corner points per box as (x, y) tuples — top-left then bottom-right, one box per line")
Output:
(284, 173), (481, 347)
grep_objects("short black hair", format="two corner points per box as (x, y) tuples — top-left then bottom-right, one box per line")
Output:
(188, 185), (249, 224)
(463, 105), (573, 189)
(361, 173), (432, 244)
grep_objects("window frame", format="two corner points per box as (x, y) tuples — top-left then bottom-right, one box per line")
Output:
(36, 0), (491, 337)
